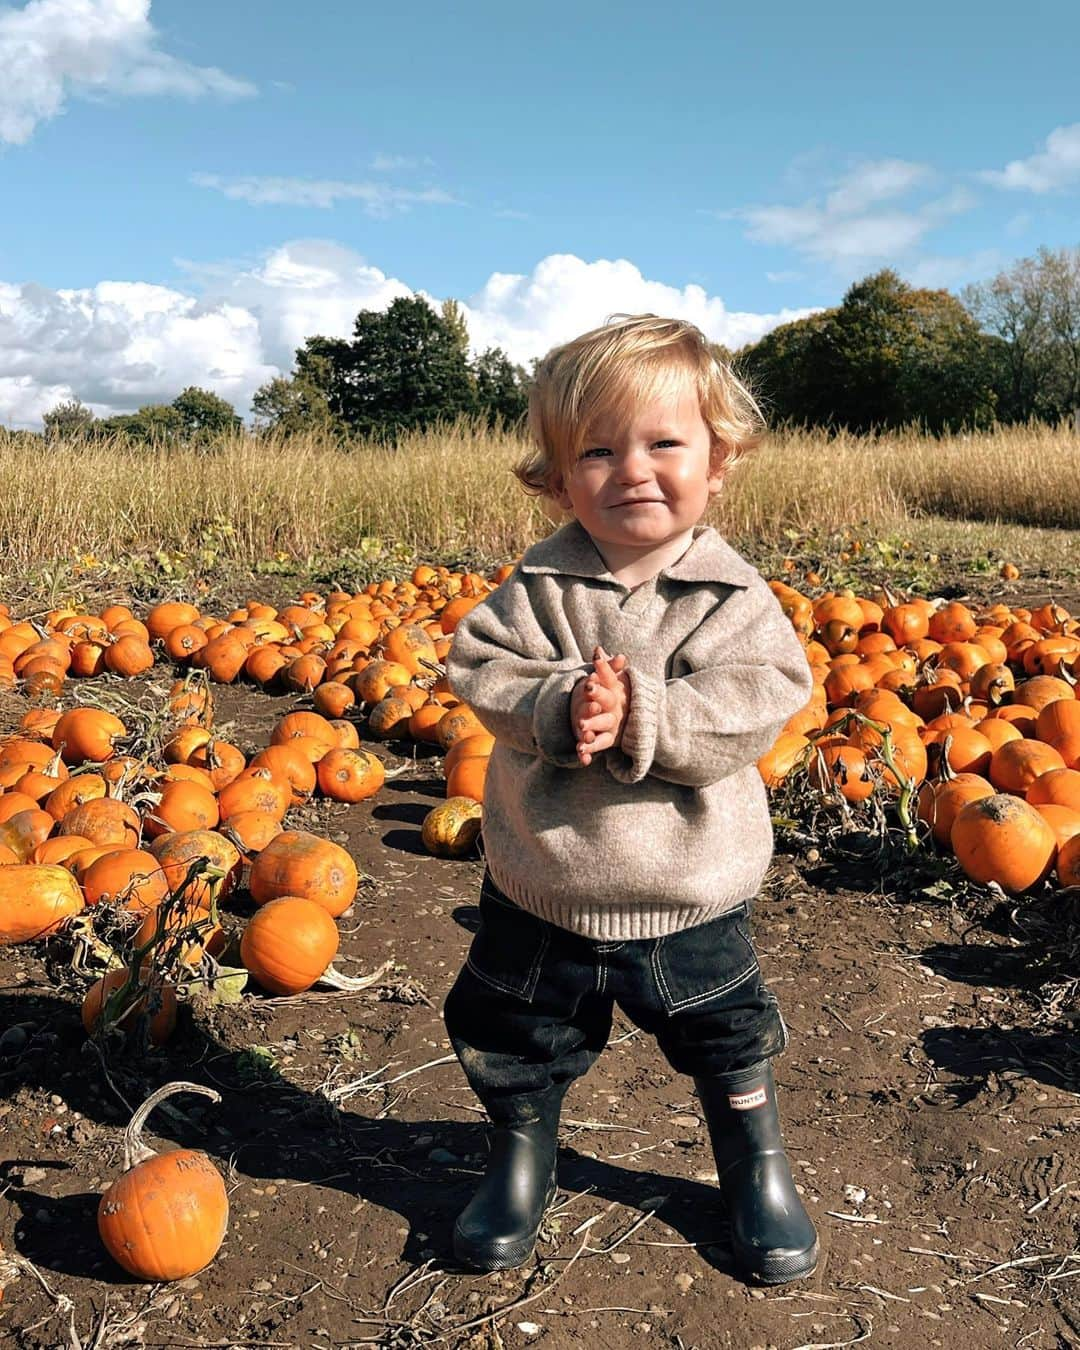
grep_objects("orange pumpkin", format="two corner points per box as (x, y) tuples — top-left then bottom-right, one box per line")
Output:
(217, 769), (291, 822)
(950, 793), (1057, 893)
(988, 738), (1066, 795)
(317, 748), (385, 802)
(1027, 767), (1080, 812)
(98, 1082), (228, 1280)
(0, 863), (84, 943)
(82, 967), (177, 1045)
(240, 896), (339, 994)
(916, 773), (995, 850)
(145, 781), (220, 838)
(1031, 802), (1080, 852)
(149, 829), (242, 909)
(218, 810), (282, 858)
(146, 601), (202, 642)
(1057, 833), (1080, 887)
(270, 711), (338, 763)
(1034, 698), (1080, 770)
(58, 798), (140, 848)
(248, 831), (358, 917)
(105, 636), (155, 678)
(52, 708), (126, 764)
(245, 746), (316, 805)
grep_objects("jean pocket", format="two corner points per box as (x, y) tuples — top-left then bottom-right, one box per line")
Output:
(465, 878), (551, 1002)
(651, 903), (759, 1014)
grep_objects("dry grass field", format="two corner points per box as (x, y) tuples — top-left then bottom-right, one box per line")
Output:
(5, 419), (1079, 590)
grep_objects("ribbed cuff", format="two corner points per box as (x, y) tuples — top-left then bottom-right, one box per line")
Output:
(606, 667), (661, 783)
(532, 664), (590, 766)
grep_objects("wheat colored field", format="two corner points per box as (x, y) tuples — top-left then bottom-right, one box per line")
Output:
(7, 419), (1080, 578)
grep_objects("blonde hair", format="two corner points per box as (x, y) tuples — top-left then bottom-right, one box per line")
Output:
(515, 313), (765, 497)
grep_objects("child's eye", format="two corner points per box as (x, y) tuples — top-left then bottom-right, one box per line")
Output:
(580, 447), (610, 459)
(654, 440), (678, 449)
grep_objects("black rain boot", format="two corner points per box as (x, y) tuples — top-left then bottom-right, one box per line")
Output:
(453, 1094), (560, 1271)
(694, 1061), (818, 1285)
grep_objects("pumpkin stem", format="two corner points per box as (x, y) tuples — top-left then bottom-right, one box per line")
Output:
(880, 581), (905, 609)
(316, 957), (395, 993)
(122, 1080), (221, 1171)
(935, 733), (958, 783)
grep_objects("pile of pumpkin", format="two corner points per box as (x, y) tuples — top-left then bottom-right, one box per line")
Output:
(760, 584), (1080, 896)
(0, 687), (396, 1001)
(0, 566), (501, 853)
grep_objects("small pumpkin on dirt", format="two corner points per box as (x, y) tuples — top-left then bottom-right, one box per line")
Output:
(422, 797), (483, 858)
(98, 1081), (228, 1281)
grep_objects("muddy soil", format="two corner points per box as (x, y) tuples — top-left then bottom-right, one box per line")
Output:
(1, 580), (1079, 1350)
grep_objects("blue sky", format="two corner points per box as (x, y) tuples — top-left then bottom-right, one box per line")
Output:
(2, 0), (1080, 426)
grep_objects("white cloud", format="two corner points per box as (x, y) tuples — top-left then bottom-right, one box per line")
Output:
(0, 244), (818, 428)
(824, 158), (933, 215)
(0, 0), (255, 145)
(457, 254), (815, 365)
(191, 173), (462, 215)
(979, 123), (1080, 193)
(725, 157), (975, 270)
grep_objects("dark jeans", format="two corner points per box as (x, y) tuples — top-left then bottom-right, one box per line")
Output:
(444, 871), (788, 1127)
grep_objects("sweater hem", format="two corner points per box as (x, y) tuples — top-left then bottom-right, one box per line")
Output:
(487, 865), (760, 941)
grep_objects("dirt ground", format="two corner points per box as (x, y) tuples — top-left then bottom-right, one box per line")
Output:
(1, 579), (1079, 1350)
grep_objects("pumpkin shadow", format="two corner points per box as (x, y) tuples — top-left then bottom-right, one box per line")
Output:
(7, 1186), (108, 1280)
(372, 801), (430, 827)
(0, 990), (756, 1283)
(922, 1024), (1079, 1095)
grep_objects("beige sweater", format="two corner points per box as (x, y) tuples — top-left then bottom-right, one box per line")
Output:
(446, 519), (814, 941)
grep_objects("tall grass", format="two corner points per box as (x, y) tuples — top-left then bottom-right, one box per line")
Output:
(3, 417), (1078, 569)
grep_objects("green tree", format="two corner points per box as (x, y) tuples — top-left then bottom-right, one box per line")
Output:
(171, 386), (241, 442)
(738, 270), (995, 433)
(94, 404), (185, 445)
(472, 346), (530, 426)
(251, 373), (342, 436)
(42, 398), (94, 441)
(736, 312), (834, 427)
(441, 298), (471, 365)
(335, 296), (479, 439)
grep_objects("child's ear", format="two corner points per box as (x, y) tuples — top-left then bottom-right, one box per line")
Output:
(550, 472), (574, 513)
(707, 449), (729, 497)
(540, 481), (573, 524)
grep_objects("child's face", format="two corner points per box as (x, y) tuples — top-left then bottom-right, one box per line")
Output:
(552, 384), (724, 557)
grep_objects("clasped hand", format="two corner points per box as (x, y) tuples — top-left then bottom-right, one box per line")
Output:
(571, 645), (631, 766)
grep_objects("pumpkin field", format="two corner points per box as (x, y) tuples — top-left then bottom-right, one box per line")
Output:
(1, 430), (1079, 1348)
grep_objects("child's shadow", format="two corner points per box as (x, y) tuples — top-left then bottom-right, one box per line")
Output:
(0, 991), (741, 1282)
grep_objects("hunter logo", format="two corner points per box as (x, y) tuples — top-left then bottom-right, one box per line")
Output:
(728, 1086), (768, 1110)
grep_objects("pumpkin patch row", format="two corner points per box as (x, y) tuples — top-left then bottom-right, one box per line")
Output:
(761, 584), (1080, 895)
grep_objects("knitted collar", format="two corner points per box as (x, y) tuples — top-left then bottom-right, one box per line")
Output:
(518, 518), (758, 589)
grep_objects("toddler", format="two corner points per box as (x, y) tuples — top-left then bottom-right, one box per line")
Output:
(443, 314), (817, 1285)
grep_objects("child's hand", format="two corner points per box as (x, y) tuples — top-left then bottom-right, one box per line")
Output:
(572, 646), (630, 765)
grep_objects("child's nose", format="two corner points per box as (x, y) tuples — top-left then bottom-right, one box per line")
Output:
(615, 448), (652, 481)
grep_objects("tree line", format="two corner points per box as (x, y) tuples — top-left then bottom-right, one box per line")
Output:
(35, 245), (1080, 445)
